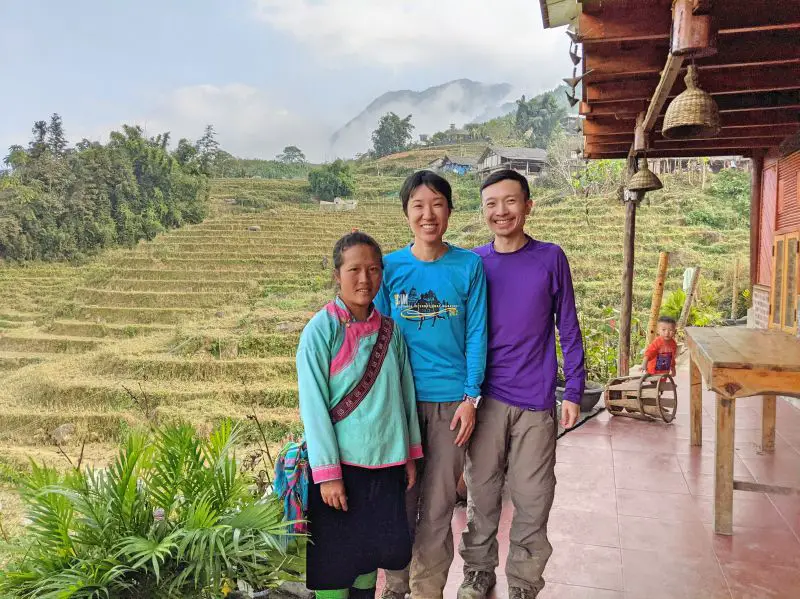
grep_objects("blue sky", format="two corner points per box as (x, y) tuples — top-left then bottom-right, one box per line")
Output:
(1, 0), (570, 160)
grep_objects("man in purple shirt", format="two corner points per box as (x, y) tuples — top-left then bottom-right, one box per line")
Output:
(457, 170), (585, 599)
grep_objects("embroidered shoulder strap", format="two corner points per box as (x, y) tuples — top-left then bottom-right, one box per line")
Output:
(329, 315), (394, 424)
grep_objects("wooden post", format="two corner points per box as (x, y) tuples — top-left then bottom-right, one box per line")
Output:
(647, 252), (670, 343)
(678, 267), (702, 330)
(750, 152), (764, 291)
(671, 0), (717, 58)
(690, 357), (703, 446)
(619, 197), (638, 376)
(714, 394), (735, 535)
(731, 256), (740, 319)
(762, 394), (777, 453)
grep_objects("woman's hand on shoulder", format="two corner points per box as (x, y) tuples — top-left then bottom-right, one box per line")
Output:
(320, 480), (348, 511)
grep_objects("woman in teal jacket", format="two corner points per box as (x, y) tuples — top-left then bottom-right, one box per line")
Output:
(297, 232), (423, 599)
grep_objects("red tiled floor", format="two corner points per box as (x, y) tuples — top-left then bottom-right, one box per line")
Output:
(621, 549), (731, 599)
(693, 494), (789, 530)
(547, 508), (620, 548)
(719, 560), (800, 599)
(614, 467), (691, 494)
(543, 542), (623, 592)
(429, 369), (800, 598)
(616, 488), (703, 522)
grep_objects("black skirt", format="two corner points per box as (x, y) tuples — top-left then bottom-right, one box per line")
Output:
(306, 464), (412, 590)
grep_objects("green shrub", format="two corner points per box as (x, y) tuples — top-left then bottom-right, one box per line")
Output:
(308, 160), (355, 202)
(0, 421), (302, 598)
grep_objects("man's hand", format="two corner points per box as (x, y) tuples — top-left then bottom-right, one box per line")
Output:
(561, 400), (580, 429)
(320, 480), (348, 511)
(405, 460), (417, 491)
(450, 401), (476, 447)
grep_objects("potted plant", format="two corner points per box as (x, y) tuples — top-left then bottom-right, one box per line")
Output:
(555, 309), (623, 416)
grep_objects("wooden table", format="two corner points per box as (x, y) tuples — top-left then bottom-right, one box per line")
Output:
(686, 327), (800, 535)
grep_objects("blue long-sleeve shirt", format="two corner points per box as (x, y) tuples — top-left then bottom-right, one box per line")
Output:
(474, 236), (585, 409)
(376, 244), (487, 403)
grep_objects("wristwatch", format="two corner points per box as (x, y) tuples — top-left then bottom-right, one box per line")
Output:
(463, 394), (482, 409)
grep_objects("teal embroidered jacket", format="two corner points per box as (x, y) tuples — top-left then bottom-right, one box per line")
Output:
(297, 298), (423, 483)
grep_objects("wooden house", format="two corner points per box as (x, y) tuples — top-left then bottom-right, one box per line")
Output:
(539, 0), (800, 345)
(477, 146), (548, 179)
(539, 0), (800, 536)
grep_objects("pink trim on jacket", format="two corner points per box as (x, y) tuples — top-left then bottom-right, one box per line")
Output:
(326, 301), (382, 377)
(312, 463), (343, 483)
(409, 444), (424, 460)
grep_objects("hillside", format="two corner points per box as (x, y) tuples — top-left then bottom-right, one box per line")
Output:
(329, 79), (515, 158)
(0, 167), (747, 542)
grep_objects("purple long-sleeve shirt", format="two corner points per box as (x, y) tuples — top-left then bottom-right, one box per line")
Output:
(474, 236), (585, 409)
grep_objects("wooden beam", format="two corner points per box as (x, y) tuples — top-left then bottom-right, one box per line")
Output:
(750, 152), (764, 290)
(586, 30), (800, 80)
(588, 63), (800, 102)
(733, 480), (800, 496)
(579, 2), (800, 43)
(584, 91), (800, 116)
(584, 112), (800, 135)
(642, 53), (685, 133)
(588, 126), (797, 145)
(586, 138), (784, 157)
(585, 148), (764, 159)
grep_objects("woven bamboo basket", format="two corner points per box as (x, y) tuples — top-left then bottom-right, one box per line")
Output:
(627, 157), (663, 193)
(663, 64), (721, 139)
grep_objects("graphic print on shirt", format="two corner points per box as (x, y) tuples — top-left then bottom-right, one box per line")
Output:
(394, 287), (459, 330)
(655, 351), (673, 372)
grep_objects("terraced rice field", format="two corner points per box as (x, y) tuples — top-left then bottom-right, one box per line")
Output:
(0, 177), (746, 492)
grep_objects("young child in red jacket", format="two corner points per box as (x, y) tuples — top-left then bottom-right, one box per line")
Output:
(642, 316), (678, 377)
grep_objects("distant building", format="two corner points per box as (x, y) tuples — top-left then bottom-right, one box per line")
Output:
(427, 155), (479, 176)
(441, 155), (478, 175)
(477, 146), (548, 180)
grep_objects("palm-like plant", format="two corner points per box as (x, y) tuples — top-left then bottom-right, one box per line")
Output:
(0, 420), (302, 598)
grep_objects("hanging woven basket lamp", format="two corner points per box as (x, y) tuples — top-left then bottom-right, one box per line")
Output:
(662, 64), (721, 139)
(627, 157), (663, 193)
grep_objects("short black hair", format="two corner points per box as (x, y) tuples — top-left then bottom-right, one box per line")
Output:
(658, 315), (677, 326)
(480, 170), (530, 201)
(332, 231), (383, 271)
(400, 170), (453, 215)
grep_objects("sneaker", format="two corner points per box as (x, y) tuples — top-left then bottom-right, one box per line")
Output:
(509, 586), (537, 599)
(379, 589), (407, 599)
(456, 569), (497, 599)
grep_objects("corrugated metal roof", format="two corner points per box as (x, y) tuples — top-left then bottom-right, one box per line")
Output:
(489, 146), (548, 161)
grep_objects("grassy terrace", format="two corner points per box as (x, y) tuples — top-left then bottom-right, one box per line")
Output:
(0, 172), (746, 544)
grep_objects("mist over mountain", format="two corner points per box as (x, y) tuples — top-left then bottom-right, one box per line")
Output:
(329, 79), (516, 158)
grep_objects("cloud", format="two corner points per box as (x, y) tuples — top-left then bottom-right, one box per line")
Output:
(253, 0), (570, 84)
(139, 83), (332, 161)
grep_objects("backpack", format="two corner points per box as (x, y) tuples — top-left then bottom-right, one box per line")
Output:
(273, 438), (309, 533)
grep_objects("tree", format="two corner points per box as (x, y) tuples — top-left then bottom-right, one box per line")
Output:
(277, 145), (306, 164)
(173, 137), (198, 167)
(195, 124), (219, 176)
(371, 112), (414, 158)
(308, 159), (355, 201)
(47, 113), (68, 156)
(29, 120), (48, 159)
(515, 89), (568, 149)
(3, 145), (28, 170)
(545, 125), (579, 195)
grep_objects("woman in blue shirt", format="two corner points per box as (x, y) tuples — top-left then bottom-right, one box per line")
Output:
(376, 171), (487, 599)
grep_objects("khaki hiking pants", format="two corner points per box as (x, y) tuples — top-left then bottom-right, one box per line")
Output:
(384, 401), (466, 599)
(458, 397), (557, 596)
